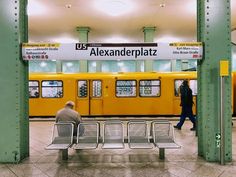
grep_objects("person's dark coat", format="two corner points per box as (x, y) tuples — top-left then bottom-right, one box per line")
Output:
(180, 84), (193, 107)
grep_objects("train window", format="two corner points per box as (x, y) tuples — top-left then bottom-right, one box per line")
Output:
(29, 81), (39, 98)
(78, 80), (87, 97)
(139, 80), (160, 97)
(190, 80), (197, 96)
(41, 80), (63, 98)
(92, 80), (102, 97)
(116, 80), (136, 97)
(174, 80), (184, 97)
(175, 79), (197, 96)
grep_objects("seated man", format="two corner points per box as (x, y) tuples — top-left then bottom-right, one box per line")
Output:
(56, 101), (82, 136)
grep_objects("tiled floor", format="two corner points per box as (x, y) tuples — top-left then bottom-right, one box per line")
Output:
(1, 119), (236, 177)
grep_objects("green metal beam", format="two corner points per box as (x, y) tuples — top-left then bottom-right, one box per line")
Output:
(197, 0), (232, 162)
(135, 60), (143, 72)
(143, 27), (156, 72)
(56, 61), (62, 73)
(96, 61), (102, 72)
(0, 0), (29, 162)
(76, 27), (90, 72)
(171, 60), (177, 71)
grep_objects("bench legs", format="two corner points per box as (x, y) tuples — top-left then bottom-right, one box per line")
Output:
(60, 148), (166, 160)
(61, 149), (68, 160)
(159, 148), (165, 159)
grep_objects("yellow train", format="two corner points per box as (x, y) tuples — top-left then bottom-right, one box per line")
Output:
(29, 72), (199, 117)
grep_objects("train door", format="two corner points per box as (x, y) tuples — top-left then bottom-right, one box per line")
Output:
(189, 79), (197, 114)
(76, 80), (89, 115)
(76, 79), (103, 116)
(173, 79), (197, 115)
(89, 80), (103, 115)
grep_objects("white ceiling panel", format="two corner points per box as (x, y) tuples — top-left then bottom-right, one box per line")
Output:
(28, 0), (236, 43)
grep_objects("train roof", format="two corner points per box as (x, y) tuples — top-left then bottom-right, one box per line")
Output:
(29, 72), (197, 79)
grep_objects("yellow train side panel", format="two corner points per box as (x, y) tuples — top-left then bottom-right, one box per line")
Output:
(29, 74), (76, 117)
(29, 72), (199, 117)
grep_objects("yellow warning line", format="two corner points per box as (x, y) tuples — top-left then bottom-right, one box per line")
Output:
(169, 42), (202, 47)
(22, 43), (60, 48)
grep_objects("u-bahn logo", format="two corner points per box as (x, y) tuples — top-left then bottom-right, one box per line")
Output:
(75, 43), (88, 50)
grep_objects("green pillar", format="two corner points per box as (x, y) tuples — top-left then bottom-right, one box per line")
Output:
(56, 61), (62, 73)
(181, 60), (188, 71)
(96, 62), (102, 72)
(76, 27), (90, 72)
(171, 60), (176, 71)
(0, 0), (29, 162)
(136, 60), (143, 72)
(143, 27), (156, 72)
(197, 0), (232, 162)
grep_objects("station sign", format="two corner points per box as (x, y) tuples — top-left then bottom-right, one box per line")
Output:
(215, 133), (221, 148)
(22, 42), (203, 60)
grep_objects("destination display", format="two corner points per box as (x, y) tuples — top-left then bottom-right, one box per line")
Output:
(22, 42), (203, 60)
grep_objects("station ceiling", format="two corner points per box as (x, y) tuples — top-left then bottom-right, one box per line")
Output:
(28, 0), (236, 44)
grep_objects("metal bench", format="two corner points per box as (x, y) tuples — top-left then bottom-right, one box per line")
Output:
(102, 121), (124, 149)
(128, 121), (152, 149)
(152, 121), (181, 159)
(73, 122), (99, 149)
(45, 122), (74, 160)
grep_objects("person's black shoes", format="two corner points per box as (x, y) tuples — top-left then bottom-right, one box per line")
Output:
(190, 127), (196, 131)
(174, 125), (196, 131)
(174, 125), (181, 130)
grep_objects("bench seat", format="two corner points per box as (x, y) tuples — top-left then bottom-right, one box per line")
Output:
(102, 143), (124, 149)
(102, 121), (124, 149)
(129, 142), (152, 149)
(73, 143), (98, 149)
(128, 121), (153, 149)
(73, 122), (99, 149)
(152, 121), (181, 159)
(155, 142), (181, 149)
(46, 144), (71, 150)
(45, 122), (74, 160)
(45, 120), (181, 160)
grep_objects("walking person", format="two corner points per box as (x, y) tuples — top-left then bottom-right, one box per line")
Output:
(174, 80), (196, 131)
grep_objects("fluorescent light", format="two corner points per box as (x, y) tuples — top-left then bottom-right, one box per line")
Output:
(40, 62), (47, 67)
(118, 62), (124, 67)
(160, 3), (165, 8)
(186, 0), (196, 15)
(161, 63), (171, 71)
(66, 62), (73, 67)
(92, 62), (97, 67)
(65, 4), (72, 9)
(232, 0), (236, 12)
(155, 35), (184, 42)
(104, 36), (129, 43)
(49, 35), (79, 43)
(27, 0), (47, 16)
(94, 0), (134, 16)
(233, 52), (236, 59)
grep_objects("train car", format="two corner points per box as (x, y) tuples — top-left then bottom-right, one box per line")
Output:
(29, 72), (197, 117)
